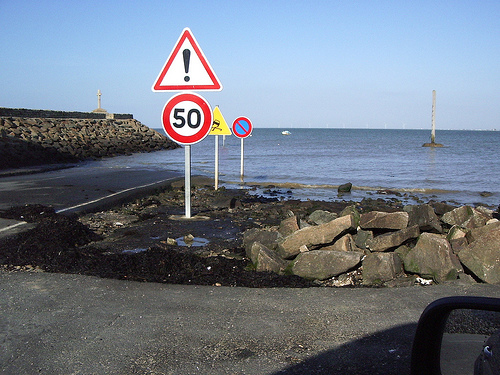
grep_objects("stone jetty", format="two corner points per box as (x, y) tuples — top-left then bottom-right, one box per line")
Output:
(0, 108), (179, 169)
(243, 203), (500, 286)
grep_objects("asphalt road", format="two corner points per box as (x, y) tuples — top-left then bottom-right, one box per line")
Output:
(1, 271), (500, 375)
(0, 165), (184, 239)
(0, 165), (184, 213)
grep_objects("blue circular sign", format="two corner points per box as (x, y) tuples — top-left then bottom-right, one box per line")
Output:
(232, 117), (252, 138)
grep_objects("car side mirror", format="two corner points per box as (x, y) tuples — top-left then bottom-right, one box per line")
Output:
(411, 296), (500, 375)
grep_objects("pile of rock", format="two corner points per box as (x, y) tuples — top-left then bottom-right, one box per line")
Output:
(0, 117), (179, 169)
(243, 203), (500, 286)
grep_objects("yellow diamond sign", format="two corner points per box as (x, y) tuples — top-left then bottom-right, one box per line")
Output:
(209, 106), (232, 135)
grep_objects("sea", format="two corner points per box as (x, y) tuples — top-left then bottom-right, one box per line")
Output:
(87, 128), (500, 208)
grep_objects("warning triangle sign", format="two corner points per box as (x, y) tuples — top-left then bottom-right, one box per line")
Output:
(210, 106), (232, 135)
(152, 28), (222, 92)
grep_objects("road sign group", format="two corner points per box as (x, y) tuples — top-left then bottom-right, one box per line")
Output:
(152, 27), (252, 145)
(152, 27), (252, 217)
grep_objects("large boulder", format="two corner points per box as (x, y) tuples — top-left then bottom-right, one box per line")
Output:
(447, 225), (469, 254)
(441, 206), (491, 229)
(403, 233), (463, 283)
(308, 210), (338, 225)
(278, 215), (299, 237)
(366, 225), (420, 252)
(340, 205), (361, 225)
(249, 242), (289, 274)
(359, 211), (409, 230)
(404, 204), (443, 233)
(354, 229), (373, 249)
(362, 253), (403, 285)
(466, 221), (500, 243)
(320, 234), (355, 252)
(243, 228), (280, 258)
(338, 182), (352, 193)
(277, 214), (356, 259)
(458, 225), (500, 284)
(290, 250), (363, 280)
(429, 201), (456, 216)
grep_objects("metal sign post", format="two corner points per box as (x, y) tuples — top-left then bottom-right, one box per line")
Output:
(240, 138), (245, 179)
(215, 136), (219, 189)
(209, 106), (232, 190)
(184, 145), (191, 217)
(232, 116), (253, 181)
(161, 92), (213, 218)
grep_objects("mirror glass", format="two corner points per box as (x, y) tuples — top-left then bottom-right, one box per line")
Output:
(441, 309), (500, 375)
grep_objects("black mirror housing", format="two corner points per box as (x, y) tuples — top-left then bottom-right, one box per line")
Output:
(411, 296), (500, 375)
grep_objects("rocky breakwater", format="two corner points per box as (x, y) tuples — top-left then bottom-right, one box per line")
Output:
(0, 117), (179, 169)
(243, 203), (500, 286)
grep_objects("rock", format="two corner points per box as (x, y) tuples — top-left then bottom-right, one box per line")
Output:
(394, 245), (411, 262)
(319, 234), (354, 252)
(466, 221), (500, 243)
(366, 225), (420, 252)
(277, 214), (356, 259)
(210, 196), (242, 209)
(428, 201), (456, 216)
(359, 211), (409, 230)
(242, 228), (280, 258)
(447, 225), (467, 241)
(308, 210), (337, 225)
(249, 242), (289, 274)
(446, 225), (469, 256)
(298, 219), (311, 229)
(441, 206), (491, 229)
(449, 237), (468, 255)
(278, 215), (299, 237)
(340, 204), (361, 224)
(458, 225), (500, 284)
(362, 253), (403, 285)
(353, 229), (373, 249)
(338, 182), (352, 193)
(404, 204), (443, 233)
(291, 250), (363, 280)
(384, 274), (419, 288)
(166, 238), (177, 245)
(403, 233), (463, 283)
(475, 206), (494, 217)
(184, 234), (194, 244)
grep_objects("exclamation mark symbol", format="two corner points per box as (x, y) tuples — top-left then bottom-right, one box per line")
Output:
(183, 49), (191, 82)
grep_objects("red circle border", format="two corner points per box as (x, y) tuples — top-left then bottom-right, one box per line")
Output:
(162, 92), (213, 145)
(232, 116), (253, 138)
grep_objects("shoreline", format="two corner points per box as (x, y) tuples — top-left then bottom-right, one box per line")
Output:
(0, 158), (496, 210)
(1, 179), (499, 288)
(0, 155), (497, 210)
(223, 179), (498, 209)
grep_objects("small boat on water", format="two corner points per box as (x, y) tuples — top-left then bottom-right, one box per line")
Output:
(281, 130), (291, 135)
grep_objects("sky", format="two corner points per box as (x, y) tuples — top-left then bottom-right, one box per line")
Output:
(1, 0), (499, 130)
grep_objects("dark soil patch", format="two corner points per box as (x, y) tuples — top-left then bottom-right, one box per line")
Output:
(0, 190), (326, 287)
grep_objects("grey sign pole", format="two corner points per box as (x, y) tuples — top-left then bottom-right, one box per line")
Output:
(184, 145), (191, 218)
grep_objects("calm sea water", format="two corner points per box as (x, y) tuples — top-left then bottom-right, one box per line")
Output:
(89, 128), (500, 207)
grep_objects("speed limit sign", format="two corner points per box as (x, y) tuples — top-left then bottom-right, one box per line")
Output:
(162, 92), (213, 145)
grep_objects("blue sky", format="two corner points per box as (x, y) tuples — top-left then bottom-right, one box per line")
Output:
(1, 0), (499, 130)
